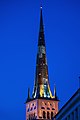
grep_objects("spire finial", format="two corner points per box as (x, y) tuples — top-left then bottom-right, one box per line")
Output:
(40, 6), (42, 9)
(54, 84), (57, 98)
(40, 0), (42, 9)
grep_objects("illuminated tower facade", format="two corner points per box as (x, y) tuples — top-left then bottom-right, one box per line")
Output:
(26, 7), (59, 120)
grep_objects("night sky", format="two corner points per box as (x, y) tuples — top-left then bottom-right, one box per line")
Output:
(0, 0), (80, 120)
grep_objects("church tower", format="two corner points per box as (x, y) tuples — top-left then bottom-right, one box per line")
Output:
(26, 6), (59, 120)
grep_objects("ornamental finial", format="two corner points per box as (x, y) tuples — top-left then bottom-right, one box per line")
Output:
(40, 0), (42, 9)
(40, 6), (42, 9)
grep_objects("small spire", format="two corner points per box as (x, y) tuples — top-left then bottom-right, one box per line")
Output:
(54, 84), (57, 98)
(27, 88), (30, 100)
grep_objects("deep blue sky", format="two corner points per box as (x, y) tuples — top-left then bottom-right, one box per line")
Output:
(0, 0), (80, 120)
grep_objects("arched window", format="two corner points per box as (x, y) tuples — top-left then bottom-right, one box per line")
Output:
(47, 111), (50, 119)
(34, 113), (35, 117)
(33, 113), (35, 119)
(51, 112), (53, 119)
(43, 111), (46, 119)
(29, 115), (30, 120)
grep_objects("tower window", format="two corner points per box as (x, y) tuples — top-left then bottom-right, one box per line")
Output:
(72, 112), (74, 120)
(52, 108), (55, 110)
(41, 107), (45, 109)
(43, 111), (46, 119)
(47, 111), (50, 119)
(32, 103), (34, 106)
(27, 108), (29, 112)
(34, 106), (36, 109)
(68, 115), (70, 120)
(29, 115), (30, 120)
(34, 113), (35, 117)
(51, 112), (54, 119)
(75, 108), (78, 120)
(30, 107), (33, 111)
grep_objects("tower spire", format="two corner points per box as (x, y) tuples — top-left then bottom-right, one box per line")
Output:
(32, 7), (53, 99)
(26, 6), (59, 120)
